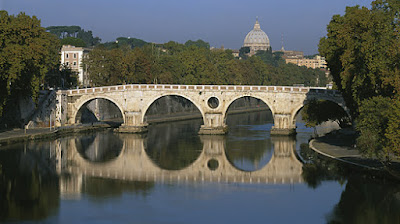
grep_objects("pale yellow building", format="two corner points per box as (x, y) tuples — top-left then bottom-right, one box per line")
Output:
(285, 55), (327, 69)
(61, 45), (91, 87)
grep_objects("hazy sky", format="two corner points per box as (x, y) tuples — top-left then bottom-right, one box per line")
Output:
(1, 0), (371, 54)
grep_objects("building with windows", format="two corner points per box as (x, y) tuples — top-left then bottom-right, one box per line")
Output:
(61, 45), (91, 87)
(243, 18), (270, 56)
(273, 49), (304, 60)
(285, 55), (327, 70)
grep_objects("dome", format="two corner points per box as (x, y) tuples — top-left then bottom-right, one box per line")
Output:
(243, 19), (270, 54)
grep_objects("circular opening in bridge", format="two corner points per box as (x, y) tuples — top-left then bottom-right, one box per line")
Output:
(225, 96), (274, 172)
(207, 159), (219, 171)
(207, 97), (219, 109)
(144, 95), (203, 171)
(75, 131), (123, 163)
(75, 98), (123, 126)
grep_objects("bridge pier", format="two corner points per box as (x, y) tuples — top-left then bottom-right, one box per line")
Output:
(117, 111), (148, 133)
(270, 114), (296, 135)
(198, 112), (227, 135)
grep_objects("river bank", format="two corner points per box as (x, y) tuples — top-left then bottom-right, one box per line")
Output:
(0, 123), (116, 146)
(309, 128), (400, 180)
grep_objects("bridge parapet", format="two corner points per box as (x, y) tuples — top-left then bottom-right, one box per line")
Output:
(64, 84), (324, 95)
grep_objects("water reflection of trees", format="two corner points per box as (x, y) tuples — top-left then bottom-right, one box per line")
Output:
(300, 143), (347, 188)
(146, 119), (203, 170)
(0, 147), (59, 222)
(83, 177), (154, 200)
(327, 176), (400, 224)
(300, 143), (400, 223)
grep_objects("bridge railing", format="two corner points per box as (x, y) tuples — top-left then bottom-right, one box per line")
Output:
(63, 84), (340, 96)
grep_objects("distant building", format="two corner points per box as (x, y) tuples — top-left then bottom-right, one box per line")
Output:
(243, 18), (270, 56)
(61, 45), (91, 87)
(231, 49), (240, 58)
(210, 45), (240, 58)
(273, 49), (304, 59)
(285, 55), (327, 70)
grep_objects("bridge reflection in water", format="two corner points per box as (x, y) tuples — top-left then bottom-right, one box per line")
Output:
(58, 132), (303, 197)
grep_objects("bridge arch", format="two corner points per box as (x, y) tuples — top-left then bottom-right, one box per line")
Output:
(223, 95), (274, 123)
(291, 97), (351, 127)
(142, 93), (205, 124)
(73, 95), (125, 124)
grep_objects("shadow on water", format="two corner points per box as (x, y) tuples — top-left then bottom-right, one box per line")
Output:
(300, 142), (400, 224)
(0, 145), (59, 222)
(326, 176), (400, 224)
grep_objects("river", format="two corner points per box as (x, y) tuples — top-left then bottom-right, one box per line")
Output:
(0, 111), (399, 223)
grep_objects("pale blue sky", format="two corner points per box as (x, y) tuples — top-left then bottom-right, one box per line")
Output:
(1, 0), (371, 54)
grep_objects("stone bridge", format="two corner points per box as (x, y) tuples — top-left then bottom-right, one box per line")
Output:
(59, 134), (303, 185)
(55, 84), (347, 135)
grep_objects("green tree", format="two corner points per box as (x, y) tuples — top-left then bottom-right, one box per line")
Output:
(301, 99), (350, 128)
(319, 1), (400, 118)
(162, 41), (186, 55)
(239, 47), (250, 59)
(0, 11), (60, 116)
(46, 25), (101, 46)
(255, 48), (283, 67)
(184, 39), (210, 49)
(102, 37), (148, 49)
(319, 0), (400, 158)
(60, 37), (86, 47)
(83, 46), (126, 86)
(178, 46), (214, 84)
(356, 96), (400, 160)
(46, 25), (81, 38)
(44, 65), (78, 89)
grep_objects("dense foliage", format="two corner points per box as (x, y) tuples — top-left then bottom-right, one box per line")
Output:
(44, 65), (78, 89)
(0, 11), (60, 116)
(83, 41), (328, 87)
(46, 25), (101, 47)
(319, 0), (400, 158)
(102, 37), (148, 49)
(301, 99), (350, 128)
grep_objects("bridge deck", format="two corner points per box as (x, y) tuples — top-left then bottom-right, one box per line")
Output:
(64, 84), (340, 96)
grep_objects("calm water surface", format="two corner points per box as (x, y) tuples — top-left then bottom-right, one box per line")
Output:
(1, 111), (400, 223)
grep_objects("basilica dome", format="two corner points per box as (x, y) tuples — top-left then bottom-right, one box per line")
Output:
(243, 19), (270, 55)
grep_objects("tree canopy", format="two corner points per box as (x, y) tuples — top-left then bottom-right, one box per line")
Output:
(0, 11), (60, 116)
(301, 99), (350, 128)
(46, 25), (101, 47)
(60, 37), (86, 47)
(184, 39), (210, 49)
(102, 37), (148, 49)
(83, 41), (328, 88)
(319, 0), (400, 158)
(319, 0), (400, 118)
